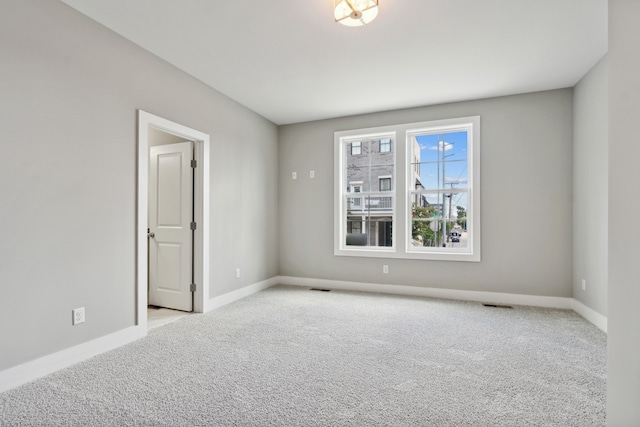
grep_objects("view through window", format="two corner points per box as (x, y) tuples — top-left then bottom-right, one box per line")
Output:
(344, 137), (395, 248)
(335, 116), (479, 261)
(409, 129), (469, 251)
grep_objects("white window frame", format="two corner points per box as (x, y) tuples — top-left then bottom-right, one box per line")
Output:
(335, 127), (397, 256)
(405, 116), (480, 261)
(334, 117), (480, 261)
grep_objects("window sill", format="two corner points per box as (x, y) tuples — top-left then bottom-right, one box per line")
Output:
(334, 247), (480, 262)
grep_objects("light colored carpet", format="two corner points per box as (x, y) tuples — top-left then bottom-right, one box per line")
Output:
(0, 285), (606, 426)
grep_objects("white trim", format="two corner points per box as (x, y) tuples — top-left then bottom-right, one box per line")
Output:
(137, 111), (210, 327)
(278, 276), (572, 308)
(204, 277), (280, 312)
(205, 277), (607, 333)
(278, 276), (610, 330)
(0, 326), (142, 394)
(193, 139), (211, 312)
(0, 277), (606, 394)
(571, 299), (608, 333)
(0, 277), (279, 394)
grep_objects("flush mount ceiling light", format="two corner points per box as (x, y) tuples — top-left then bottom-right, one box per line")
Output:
(334, 0), (379, 27)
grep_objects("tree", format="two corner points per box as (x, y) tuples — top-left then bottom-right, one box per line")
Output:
(412, 205), (438, 246)
(456, 206), (467, 229)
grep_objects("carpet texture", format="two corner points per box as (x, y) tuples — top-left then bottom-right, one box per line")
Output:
(0, 285), (607, 426)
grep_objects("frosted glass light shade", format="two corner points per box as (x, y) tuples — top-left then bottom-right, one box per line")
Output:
(334, 0), (379, 27)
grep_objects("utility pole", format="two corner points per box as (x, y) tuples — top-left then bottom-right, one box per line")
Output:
(441, 139), (454, 247)
(448, 182), (455, 228)
(437, 138), (441, 247)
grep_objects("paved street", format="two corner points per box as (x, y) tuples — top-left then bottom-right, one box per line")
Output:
(447, 230), (468, 248)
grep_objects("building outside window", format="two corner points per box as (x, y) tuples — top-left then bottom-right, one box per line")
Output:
(350, 182), (363, 208)
(339, 135), (395, 248)
(347, 219), (362, 234)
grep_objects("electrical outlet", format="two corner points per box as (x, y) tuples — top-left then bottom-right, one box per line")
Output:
(235, 268), (241, 279)
(310, 170), (315, 179)
(383, 265), (389, 274)
(72, 307), (85, 325)
(581, 279), (586, 291)
(292, 172), (297, 180)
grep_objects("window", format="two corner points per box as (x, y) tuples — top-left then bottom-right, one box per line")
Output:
(350, 182), (363, 207)
(336, 134), (395, 250)
(379, 177), (391, 192)
(380, 138), (391, 153)
(408, 123), (473, 255)
(347, 219), (362, 234)
(335, 117), (480, 261)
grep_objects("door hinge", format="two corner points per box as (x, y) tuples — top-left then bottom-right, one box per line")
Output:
(191, 159), (197, 168)
(190, 283), (196, 292)
(190, 222), (197, 230)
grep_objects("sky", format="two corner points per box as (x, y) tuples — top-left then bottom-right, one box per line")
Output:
(413, 131), (469, 216)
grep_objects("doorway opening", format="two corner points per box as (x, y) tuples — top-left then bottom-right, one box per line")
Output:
(147, 305), (191, 330)
(137, 111), (210, 331)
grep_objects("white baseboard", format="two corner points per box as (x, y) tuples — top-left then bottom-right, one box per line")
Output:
(0, 325), (142, 394)
(0, 277), (281, 395)
(571, 299), (607, 333)
(204, 276), (280, 312)
(278, 276), (573, 309)
(278, 276), (610, 332)
(0, 276), (606, 395)
(209, 278), (608, 333)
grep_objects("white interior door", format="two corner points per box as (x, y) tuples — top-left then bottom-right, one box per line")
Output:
(148, 141), (193, 311)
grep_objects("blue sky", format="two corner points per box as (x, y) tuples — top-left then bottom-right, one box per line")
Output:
(413, 131), (469, 214)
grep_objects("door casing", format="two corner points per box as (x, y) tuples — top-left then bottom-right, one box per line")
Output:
(137, 110), (210, 331)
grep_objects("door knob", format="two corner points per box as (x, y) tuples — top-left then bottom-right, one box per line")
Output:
(148, 231), (155, 238)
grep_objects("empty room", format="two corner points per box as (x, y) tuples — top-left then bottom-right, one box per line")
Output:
(1, 0), (638, 425)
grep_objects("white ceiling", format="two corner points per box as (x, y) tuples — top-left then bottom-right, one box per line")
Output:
(60, 0), (607, 125)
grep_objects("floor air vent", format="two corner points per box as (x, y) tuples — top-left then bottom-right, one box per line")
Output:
(483, 303), (513, 309)
(310, 288), (331, 292)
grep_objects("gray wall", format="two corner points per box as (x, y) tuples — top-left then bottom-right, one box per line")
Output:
(608, 0), (640, 423)
(572, 57), (608, 316)
(279, 90), (573, 297)
(0, 0), (278, 371)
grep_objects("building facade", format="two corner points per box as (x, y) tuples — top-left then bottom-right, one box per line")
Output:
(344, 137), (395, 247)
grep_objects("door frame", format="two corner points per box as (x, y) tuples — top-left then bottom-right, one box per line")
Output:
(137, 110), (210, 330)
